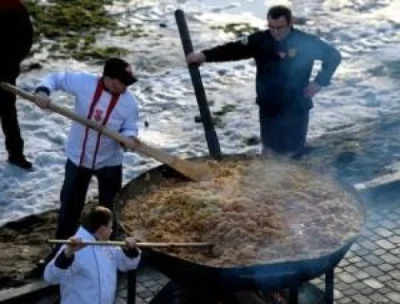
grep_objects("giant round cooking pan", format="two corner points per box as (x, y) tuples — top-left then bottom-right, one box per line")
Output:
(116, 154), (365, 295)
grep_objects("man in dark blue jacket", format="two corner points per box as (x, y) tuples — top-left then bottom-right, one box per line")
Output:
(187, 5), (341, 158)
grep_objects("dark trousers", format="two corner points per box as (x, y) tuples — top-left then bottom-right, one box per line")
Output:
(0, 8), (33, 159)
(0, 78), (24, 158)
(56, 159), (122, 239)
(259, 108), (309, 155)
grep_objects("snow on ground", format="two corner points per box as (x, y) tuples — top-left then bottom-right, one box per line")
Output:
(0, 0), (399, 226)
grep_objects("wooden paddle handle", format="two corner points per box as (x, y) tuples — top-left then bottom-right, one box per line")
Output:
(48, 239), (213, 249)
(0, 82), (139, 149)
(0, 82), (210, 182)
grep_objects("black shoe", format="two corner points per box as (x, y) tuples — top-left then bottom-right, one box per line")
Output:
(8, 155), (33, 170)
(291, 145), (315, 160)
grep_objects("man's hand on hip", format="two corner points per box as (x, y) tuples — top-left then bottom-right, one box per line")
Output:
(304, 82), (321, 98)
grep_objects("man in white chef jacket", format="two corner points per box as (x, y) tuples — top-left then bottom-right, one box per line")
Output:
(34, 58), (140, 262)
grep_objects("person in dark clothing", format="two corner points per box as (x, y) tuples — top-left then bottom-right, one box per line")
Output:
(0, 0), (34, 169)
(186, 5), (341, 157)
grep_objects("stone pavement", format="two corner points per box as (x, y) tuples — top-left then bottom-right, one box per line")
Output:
(115, 180), (400, 304)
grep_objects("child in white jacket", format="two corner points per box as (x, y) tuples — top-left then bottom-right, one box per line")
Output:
(44, 206), (141, 304)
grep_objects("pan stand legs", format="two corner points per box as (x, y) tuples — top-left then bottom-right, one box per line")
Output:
(127, 270), (137, 304)
(325, 268), (334, 304)
(289, 286), (299, 304)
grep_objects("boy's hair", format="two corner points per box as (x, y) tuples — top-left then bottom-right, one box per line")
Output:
(267, 5), (293, 23)
(82, 206), (113, 233)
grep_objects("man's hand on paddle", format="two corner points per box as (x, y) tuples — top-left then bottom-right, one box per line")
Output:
(64, 237), (86, 258)
(34, 92), (51, 108)
(121, 136), (140, 151)
(186, 52), (206, 65)
(122, 237), (138, 251)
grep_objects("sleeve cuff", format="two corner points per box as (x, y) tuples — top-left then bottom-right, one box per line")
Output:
(34, 86), (51, 95)
(201, 50), (210, 62)
(314, 74), (330, 87)
(54, 250), (74, 269)
(122, 247), (140, 258)
(121, 131), (137, 138)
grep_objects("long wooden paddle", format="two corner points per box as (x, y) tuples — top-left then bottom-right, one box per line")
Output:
(0, 82), (213, 182)
(48, 239), (214, 249)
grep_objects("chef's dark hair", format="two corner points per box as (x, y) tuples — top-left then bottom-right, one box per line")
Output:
(82, 206), (113, 233)
(267, 5), (293, 23)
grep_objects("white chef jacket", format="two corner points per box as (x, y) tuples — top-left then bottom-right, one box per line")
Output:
(36, 72), (139, 169)
(44, 227), (141, 304)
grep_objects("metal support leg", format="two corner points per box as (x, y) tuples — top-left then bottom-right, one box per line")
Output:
(127, 270), (137, 304)
(289, 286), (299, 304)
(325, 268), (334, 304)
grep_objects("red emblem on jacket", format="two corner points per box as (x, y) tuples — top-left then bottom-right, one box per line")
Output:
(94, 109), (103, 122)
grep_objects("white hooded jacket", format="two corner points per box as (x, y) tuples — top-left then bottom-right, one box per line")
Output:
(44, 227), (141, 304)
(36, 72), (139, 170)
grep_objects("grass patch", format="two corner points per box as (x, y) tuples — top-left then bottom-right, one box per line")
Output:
(211, 23), (260, 38)
(25, 0), (146, 61)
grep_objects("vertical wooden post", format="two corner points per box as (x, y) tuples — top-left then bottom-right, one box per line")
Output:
(175, 9), (222, 160)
